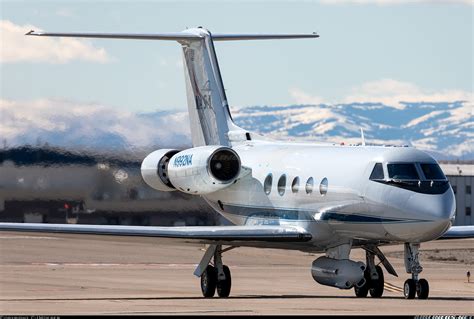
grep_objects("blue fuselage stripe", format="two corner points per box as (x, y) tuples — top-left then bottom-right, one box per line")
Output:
(218, 202), (429, 224)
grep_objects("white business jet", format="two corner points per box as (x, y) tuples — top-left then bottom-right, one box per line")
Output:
(1, 27), (472, 300)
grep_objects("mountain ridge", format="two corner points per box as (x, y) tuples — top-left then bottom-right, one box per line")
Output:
(1, 99), (471, 160)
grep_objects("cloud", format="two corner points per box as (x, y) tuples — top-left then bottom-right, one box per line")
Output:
(0, 98), (190, 149)
(319, 0), (472, 5)
(290, 79), (473, 109)
(0, 20), (110, 64)
(289, 88), (325, 105)
(344, 79), (473, 109)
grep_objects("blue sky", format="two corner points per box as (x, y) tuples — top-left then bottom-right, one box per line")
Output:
(1, 0), (472, 112)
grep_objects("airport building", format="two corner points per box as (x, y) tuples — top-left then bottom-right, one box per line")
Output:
(440, 163), (473, 226)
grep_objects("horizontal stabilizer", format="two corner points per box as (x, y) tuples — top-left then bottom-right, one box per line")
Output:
(212, 33), (319, 41)
(25, 30), (319, 41)
(25, 30), (202, 41)
(0, 223), (312, 245)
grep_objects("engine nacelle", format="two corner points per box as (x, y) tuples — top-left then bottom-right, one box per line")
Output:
(141, 149), (180, 192)
(167, 145), (241, 195)
(311, 256), (366, 289)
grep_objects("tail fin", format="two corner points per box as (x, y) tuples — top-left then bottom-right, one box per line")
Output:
(27, 28), (318, 146)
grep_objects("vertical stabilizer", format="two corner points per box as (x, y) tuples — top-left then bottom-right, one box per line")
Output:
(179, 28), (240, 147)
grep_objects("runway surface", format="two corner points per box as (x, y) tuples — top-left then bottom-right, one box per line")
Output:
(0, 232), (472, 315)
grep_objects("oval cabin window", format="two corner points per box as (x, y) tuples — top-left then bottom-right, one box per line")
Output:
(319, 177), (328, 195)
(291, 177), (300, 193)
(306, 177), (314, 194)
(278, 174), (286, 196)
(264, 174), (273, 195)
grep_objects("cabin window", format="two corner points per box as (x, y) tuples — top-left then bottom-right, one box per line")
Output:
(420, 163), (446, 180)
(369, 163), (385, 180)
(291, 177), (300, 193)
(387, 163), (419, 180)
(319, 178), (328, 195)
(306, 177), (314, 194)
(278, 174), (286, 196)
(264, 174), (272, 195)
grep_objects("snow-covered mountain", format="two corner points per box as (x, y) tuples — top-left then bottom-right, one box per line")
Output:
(1, 98), (472, 160)
(232, 101), (473, 159)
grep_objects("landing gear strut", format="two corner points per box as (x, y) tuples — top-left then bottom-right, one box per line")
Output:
(403, 243), (429, 299)
(354, 250), (384, 298)
(197, 245), (233, 298)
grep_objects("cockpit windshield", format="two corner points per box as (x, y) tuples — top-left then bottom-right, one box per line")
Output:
(420, 163), (446, 180)
(373, 162), (449, 194)
(387, 163), (419, 180)
(369, 163), (385, 180)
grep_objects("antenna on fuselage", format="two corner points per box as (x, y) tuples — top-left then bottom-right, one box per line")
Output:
(360, 128), (366, 146)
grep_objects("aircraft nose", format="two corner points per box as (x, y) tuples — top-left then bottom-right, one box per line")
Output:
(402, 187), (455, 240)
(406, 185), (454, 218)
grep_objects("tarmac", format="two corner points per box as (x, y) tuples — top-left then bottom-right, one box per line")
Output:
(0, 231), (472, 315)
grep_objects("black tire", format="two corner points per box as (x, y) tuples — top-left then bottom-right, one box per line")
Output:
(354, 281), (369, 297)
(216, 265), (232, 298)
(369, 265), (384, 298)
(201, 265), (217, 298)
(354, 270), (370, 298)
(416, 278), (429, 299)
(404, 278), (416, 299)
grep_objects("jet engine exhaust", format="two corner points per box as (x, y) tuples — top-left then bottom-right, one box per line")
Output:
(209, 148), (240, 182)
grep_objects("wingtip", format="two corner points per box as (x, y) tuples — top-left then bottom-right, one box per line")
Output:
(25, 30), (34, 36)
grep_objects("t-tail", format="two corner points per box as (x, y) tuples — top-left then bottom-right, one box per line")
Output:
(26, 27), (319, 146)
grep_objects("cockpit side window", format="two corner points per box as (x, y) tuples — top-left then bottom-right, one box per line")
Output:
(387, 163), (419, 180)
(420, 163), (446, 180)
(369, 163), (384, 180)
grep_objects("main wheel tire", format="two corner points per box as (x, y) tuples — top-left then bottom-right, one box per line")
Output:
(416, 278), (429, 299)
(354, 281), (369, 297)
(201, 265), (217, 298)
(369, 265), (384, 298)
(404, 278), (416, 299)
(216, 265), (232, 298)
(354, 270), (370, 298)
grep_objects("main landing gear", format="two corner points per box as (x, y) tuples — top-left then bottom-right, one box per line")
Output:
(354, 250), (385, 298)
(197, 245), (233, 298)
(403, 243), (429, 299)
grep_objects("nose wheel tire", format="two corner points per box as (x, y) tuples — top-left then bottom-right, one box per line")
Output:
(416, 278), (429, 299)
(201, 265), (217, 298)
(404, 279), (416, 299)
(369, 265), (384, 298)
(216, 265), (232, 298)
(403, 278), (429, 299)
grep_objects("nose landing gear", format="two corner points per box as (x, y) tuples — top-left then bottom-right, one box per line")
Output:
(403, 243), (429, 299)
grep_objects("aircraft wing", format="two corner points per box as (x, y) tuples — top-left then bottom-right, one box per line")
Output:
(0, 223), (312, 247)
(439, 225), (474, 239)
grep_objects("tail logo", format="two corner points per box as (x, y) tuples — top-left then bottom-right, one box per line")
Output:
(184, 48), (213, 111)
